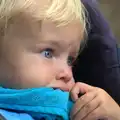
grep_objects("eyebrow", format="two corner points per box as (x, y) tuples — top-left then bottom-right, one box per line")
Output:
(40, 39), (62, 48)
(40, 39), (80, 56)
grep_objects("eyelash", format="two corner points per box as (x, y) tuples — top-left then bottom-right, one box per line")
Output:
(40, 48), (75, 66)
(40, 48), (54, 59)
(67, 56), (75, 66)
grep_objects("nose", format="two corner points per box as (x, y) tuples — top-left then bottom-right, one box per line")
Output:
(56, 65), (73, 83)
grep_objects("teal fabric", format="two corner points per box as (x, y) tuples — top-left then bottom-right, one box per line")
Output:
(0, 87), (73, 120)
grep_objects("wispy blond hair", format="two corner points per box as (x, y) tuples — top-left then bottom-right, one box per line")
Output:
(0, 0), (86, 35)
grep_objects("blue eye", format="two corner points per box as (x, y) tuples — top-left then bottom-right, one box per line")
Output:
(41, 49), (53, 58)
(67, 56), (75, 66)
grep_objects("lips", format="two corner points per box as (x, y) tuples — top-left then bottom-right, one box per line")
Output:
(48, 80), (75, 92)
(53, 85), (70, 91)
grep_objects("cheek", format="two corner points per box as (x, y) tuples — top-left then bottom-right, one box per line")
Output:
(14, 54), (57, 88)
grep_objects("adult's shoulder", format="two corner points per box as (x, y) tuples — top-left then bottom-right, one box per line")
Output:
(74, 0), (120, 104)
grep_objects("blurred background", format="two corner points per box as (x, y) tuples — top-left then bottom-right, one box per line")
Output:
(98, 0), (120, 43)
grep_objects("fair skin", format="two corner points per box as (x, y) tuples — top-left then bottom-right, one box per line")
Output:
(70, 82), (120, 120)
(0, 14), (81, 90)
(0, 13), (119, 120)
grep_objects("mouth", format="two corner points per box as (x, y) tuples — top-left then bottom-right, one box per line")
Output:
(48, 80), (75, 92)
(53, 86), (70, 92)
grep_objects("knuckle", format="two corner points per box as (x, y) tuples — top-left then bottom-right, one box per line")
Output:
(97, 89), (107, 102)
(75, 82), (81, 86)
(97, 88), (104, 93)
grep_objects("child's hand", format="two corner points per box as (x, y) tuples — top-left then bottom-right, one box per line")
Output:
(70, 82), (120, 120)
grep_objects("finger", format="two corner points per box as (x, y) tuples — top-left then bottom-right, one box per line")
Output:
(71, 84), (80, 101)
(82, 106), (105, 120)
(71, 90), (97, 119)
(70, 82), (95, 101)
(73, 95), (101, 120)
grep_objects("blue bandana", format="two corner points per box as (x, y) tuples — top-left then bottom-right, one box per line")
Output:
(0, 87), (73, 120)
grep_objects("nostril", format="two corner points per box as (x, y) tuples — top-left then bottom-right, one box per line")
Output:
(61, 76), (70, 83)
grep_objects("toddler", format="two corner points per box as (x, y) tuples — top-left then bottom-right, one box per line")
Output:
(0, 0), (86, 120)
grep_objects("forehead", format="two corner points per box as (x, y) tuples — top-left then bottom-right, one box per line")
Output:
(4, 14), (82, 53)
(40, 21), (82, 48)
(41, 21), (82, 39)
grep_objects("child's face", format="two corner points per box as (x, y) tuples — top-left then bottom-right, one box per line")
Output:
(0, 15), (82, 91)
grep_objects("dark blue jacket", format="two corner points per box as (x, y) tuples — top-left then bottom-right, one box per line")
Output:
(73, 0), (120, 104)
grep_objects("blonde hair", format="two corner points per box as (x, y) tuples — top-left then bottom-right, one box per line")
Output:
(0, 0), (86, 35)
